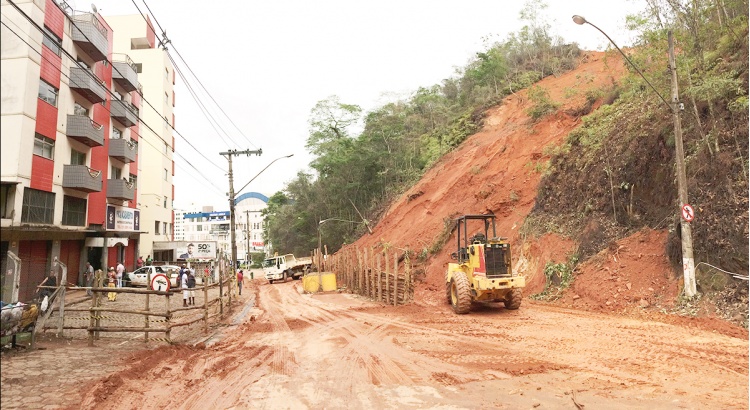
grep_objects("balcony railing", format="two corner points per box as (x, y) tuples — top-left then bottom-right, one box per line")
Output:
(66, 115), (104, 147)
(71, 12), (108, 61)
(112, 54), (138, 92)
(69, 66), (106, 103)
(62, 165), (102, 193)
(107, 178), (135, 201)
(110, 99), (138, 127)
(109, 138), (137, 163)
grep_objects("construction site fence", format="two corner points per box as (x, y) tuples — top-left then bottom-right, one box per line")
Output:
(37, 268), (240, 346)
(313, 247), (413, 306)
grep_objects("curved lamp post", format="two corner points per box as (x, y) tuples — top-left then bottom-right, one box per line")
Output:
(572, 15), (696, 297)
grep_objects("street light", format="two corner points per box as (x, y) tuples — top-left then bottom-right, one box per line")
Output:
(572, 15), (696, 297)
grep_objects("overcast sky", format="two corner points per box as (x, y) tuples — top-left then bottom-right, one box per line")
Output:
(82, 0), (646, 211)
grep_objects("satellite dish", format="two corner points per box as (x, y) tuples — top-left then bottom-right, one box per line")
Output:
(91, 3), (97, 13)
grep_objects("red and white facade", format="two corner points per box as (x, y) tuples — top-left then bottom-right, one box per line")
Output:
(1, 0), (142, 302)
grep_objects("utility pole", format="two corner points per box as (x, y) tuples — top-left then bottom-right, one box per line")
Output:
(245, 210), (251, 266)
(669, 31), (696, 297)
(220, 148), (262, 300)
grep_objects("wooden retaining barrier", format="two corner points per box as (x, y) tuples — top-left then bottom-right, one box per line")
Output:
(320, 246), (413, 305)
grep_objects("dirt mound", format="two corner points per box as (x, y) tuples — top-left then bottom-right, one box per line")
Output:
(348, 52), (626, 299)
(343, 51), (747, 336)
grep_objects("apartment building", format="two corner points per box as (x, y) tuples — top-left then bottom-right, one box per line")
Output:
(1, 0), (141, 302)
(104, 13), (175, 261)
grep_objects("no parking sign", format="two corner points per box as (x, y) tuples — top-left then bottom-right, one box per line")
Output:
(150, 274), (170, 292)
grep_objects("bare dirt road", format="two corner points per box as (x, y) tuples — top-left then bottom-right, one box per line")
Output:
(10, 277), (732, 410)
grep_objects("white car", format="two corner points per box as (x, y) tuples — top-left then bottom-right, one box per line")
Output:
(127, 265), (180, 287)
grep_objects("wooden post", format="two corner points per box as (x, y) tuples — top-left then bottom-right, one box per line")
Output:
(404, 250), (411, 304)
(165, 290), (171, 344)
(377, 252), (382, 303)
(145, 271), (151, 342)
(203, 271), (209, 334)
(385, 251), (390, 305)
(393, 253), (398, 306)
(88, 269), (102, 346)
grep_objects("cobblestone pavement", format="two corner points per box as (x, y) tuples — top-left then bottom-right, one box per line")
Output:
(0, 275), (261, 410)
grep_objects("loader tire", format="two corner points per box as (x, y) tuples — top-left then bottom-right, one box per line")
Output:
(445, 280), (452, 304)
(450, 272), (472, 314)
(504, 288), (523, 310)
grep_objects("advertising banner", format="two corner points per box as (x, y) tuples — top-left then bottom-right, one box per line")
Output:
(177, 242), (216, 260)
(106, 205), (140, 231)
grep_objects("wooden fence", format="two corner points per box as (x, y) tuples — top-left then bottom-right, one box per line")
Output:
(39, 265), (239, 346)
(319, 247), (413, 305)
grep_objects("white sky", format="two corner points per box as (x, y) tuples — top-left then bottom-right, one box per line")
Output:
(83, 0), (646, 211)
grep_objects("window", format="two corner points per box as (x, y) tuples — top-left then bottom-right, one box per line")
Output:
(112, 90), (122, 101)
(164, 142), (168, 154)
(163, 197), (167, 208)
(112, 128), (122, 139)
(197, 225), (203, 232)
(163, 168), (168, 181)
(61, 196), (86, 226)
(74, 102), (89, 116)
(154, 220), (160, 234)
(163, 222), (167, 234)
(33, 134), (54, 160)
(42, 26), (61, 56)
(76, 59), (90, 70)
(164, 92), (168, 104)
(165, 68), (169, 80)
(38, 80), (58, 106)
(70, 149), (86, 165)
(111, 166), (122, 180)
(21, 188), (54, 224)
(1, 184), (15, 219)
(129, 174), (137, 187)
(134, 63), (142, 73)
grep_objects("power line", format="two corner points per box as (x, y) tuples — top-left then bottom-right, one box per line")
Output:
(0, 15), (225, 195)
(138, 0), (258, 148)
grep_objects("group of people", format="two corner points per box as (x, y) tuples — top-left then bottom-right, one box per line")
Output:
(179, 264), (197, 307)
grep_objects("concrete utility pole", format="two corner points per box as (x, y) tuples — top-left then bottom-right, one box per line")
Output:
(220, 149), (262, 281)
(245, 210), (251, 265)
(572, 16), (697, 298)
(669, 31), (696, 297)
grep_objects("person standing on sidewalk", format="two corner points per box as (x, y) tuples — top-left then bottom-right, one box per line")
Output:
(136, 256), (144, 269)
(237, 269), (244, 296)
(84, 262), (94, 297)
(107, 267), (117, 301)
(187, 267), (196, 305)
(181, 268), (190, 307)
(116, 261), (125, 288)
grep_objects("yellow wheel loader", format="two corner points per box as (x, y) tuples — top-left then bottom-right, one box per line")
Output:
(445, 214), (525, 314)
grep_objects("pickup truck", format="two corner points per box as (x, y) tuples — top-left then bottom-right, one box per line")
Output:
(263, 254), (312, 283)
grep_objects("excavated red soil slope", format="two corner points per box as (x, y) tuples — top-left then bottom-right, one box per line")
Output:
(345, 52), (624, 296)
(344, 52), (701, 318)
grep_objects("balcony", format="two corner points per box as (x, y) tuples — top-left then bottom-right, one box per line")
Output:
(109, 138), (137, 163)
(71, 12), (108, 61)
(110, 99), (138, 127)
(107, 178), (135, 201)
(70, 66), (106, 103)
(62, 165), (102, 193)
(112, 54), (138, 92)
(66, 115), (104, 147)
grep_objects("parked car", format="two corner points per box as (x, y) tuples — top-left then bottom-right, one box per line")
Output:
(127, 265), (205, 288)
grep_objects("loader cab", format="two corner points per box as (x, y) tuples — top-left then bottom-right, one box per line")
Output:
(451, 214), (497, 263)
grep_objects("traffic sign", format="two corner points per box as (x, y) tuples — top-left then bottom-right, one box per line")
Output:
(681, 204), (695, 222)
(150, 273), (170, 292)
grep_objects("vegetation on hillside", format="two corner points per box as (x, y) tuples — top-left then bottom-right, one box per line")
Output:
(263, 1), (580, 256)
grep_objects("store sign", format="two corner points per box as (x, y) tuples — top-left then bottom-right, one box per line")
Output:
(251, 241), (265, 247)
(106, 205), (140, 231)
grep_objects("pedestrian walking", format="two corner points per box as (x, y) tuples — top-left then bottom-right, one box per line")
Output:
(116, 261), (125, 288)
(107, 267), (117, 301)
(137, 256), (144, 269)
(237, 269), (244, 296)
(85, 262), (94, 297)
(187, 268), (197, 305)
(146, 255), (153, 266)
(181, 268), (190, 307)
